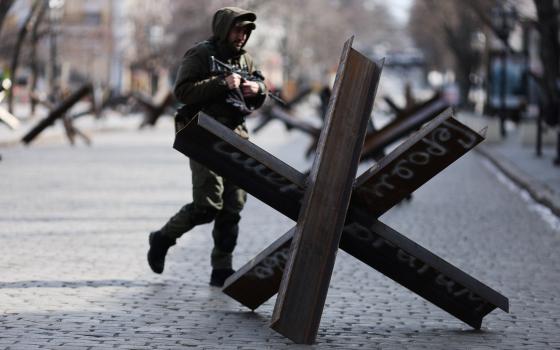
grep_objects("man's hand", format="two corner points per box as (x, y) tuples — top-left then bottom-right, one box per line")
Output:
(225, 73), (242, 90)
(241, 80), (260, 97)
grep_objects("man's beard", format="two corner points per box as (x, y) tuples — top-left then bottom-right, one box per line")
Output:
(230, 40), (245, 52)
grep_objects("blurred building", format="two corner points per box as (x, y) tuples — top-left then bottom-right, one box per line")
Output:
(0, 0), (139, 95)
(62, 0), (175, 94)
(59, 0), (113, 87)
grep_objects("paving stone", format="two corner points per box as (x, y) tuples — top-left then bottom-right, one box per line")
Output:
(0, 118), (559, 348)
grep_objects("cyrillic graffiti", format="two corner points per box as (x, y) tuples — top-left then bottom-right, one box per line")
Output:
(362, 121), (479, 198)
(344, 221), (487, 312)
(213, 141), (305, 196)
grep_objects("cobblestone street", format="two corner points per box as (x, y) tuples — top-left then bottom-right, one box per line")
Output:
(1, 118), (559, 349)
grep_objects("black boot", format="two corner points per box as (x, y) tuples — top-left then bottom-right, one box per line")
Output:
(209, 268), (235, 287)
(147, 231), (176, 274)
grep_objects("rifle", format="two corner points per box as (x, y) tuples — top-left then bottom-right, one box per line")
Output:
(210, 56), (286, 105)
(174, 56), (286, 132)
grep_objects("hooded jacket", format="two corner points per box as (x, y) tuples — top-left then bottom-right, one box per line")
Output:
(173, 7), (266, 129)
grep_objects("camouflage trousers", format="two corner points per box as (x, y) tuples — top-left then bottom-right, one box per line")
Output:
(159, 159), (247, 269)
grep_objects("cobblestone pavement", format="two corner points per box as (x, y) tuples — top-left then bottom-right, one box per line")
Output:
(1, 118), (559, 349)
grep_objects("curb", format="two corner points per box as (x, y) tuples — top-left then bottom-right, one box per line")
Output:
(476, 145), (560, 218)
(0, 125), (137, 149)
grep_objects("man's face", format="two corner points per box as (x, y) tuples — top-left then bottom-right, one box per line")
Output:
(228, 24), (250, 52)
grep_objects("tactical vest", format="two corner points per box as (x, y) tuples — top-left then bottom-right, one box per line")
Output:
(174, 40), (252, 132)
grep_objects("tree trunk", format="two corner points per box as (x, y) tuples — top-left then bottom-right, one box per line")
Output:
(29, 0), (48, 115)
(534, 0), (560, 127)
(0, 0), (15, 38)
(7, 0), (40, 113)
(441, 20), (476, 109)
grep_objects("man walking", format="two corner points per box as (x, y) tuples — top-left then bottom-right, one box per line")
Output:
(147, 7), (267, 287)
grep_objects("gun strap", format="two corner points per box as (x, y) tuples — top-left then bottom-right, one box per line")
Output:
(200, 40), (250, 72)
(240, 54), (248, 71)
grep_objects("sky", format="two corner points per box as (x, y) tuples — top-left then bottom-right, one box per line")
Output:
(387, 0), (413, 24)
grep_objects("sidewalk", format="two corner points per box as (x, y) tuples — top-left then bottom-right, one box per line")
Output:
(458, 112), (560, 218)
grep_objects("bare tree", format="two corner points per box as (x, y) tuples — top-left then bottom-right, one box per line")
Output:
(127, 0), (173, 70)
(251, 0), (401, 82)
(261, 0), (350, 81)
(127, 0), (272, 92)
(465, 0), (515, 51)
(408, 0), (494, 108)
(0, 0), (15, 38)
(126, 0), (402, 93)
(533, 0), (559, 127)
(29, 0), (48, 114)
(163, 0), (273, 76)
(7, 0), (41, 113)
(408, 1), (452, 71)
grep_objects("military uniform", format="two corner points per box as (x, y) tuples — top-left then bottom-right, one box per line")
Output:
(148, 7), (266, 284)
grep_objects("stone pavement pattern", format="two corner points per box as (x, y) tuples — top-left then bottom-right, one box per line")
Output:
(1, 118), (559, 349)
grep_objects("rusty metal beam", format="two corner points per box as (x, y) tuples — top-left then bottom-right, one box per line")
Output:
(135, 91), (175, 128)
(362, 95), (448, 159)
(174, 106), (508, 334)
(174, 114), (306, 220)
(173, 39), (508, 343)
(21, 84), (93, 145)
(354, 108), (485, 217)
(269, 38), (383, 344)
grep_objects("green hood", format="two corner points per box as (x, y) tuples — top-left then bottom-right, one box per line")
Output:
(211, 7), (256, 51)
